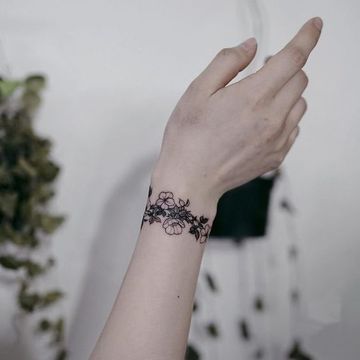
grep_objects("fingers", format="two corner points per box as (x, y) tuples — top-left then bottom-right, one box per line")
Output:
(194, 37), (257, 95)
(275, 97), (306, 154)
(282, 125), (300, 158)
(283, 97), (307, 137)
(273, 70), (308, 115)
(254, 17), (322, 95)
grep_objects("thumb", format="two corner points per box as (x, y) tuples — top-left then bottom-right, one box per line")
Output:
(195, 37), (257, 95)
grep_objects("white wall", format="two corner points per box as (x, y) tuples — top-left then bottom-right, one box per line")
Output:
(0, 0), (359, 359)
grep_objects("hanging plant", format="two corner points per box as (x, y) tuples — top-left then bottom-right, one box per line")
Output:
(0, 74), (67, 360)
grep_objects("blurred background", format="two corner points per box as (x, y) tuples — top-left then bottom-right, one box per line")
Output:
(0, 0), (359, 359)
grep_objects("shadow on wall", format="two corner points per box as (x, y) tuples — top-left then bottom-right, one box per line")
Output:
(68, 155), (156, 359)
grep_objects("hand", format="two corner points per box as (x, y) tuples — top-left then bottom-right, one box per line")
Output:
(152, 17), (323, 204)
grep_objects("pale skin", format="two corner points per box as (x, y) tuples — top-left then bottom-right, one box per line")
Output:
(90, 17), (323, 360)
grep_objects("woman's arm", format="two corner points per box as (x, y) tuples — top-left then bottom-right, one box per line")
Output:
(90, 181), (218, 360)
(90, 17), (322, 360)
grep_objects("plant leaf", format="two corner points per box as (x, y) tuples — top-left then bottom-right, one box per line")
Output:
(0, 192), (18, 218)
(18, 291), (41, 313)
(37, 214), (65, 234)
(40, 290), (64, 308)
(0, 255), (23, 270)
(0, 79), (21, 98)
(24, 74), (46, 92)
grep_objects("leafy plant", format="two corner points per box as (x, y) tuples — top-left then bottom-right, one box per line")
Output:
(0, 74), (66, 359)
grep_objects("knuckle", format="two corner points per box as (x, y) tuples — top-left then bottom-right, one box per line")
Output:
(218, 47), (235, 59)
(269, 122), (282, 137)
(242, 73), (270, 105)
(274, 138), (286, 152)
(186, 78), (200, 94)
(304, 73), (309, 86)
(266, 113), (285, 133)
(288, 126), (300, 143)
(217, 46), (246, 62)
(279, 153), (286, 164)
(300, 71), (309, 87)
(287, 45), (307, 67)
(294, 125), (300, 137)
(275, 152), (285, 166)
(276, 118), (287, 134)
(251, 93), (271, 111)
(270, 155), (283, 170)
(300, 97), (307, 112)
(263, 124), (280, 144)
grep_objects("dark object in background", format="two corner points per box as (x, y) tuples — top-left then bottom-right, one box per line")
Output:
(239, 319), (251, 341)
(204, 272), (218, 292)
(254, 347), (265, 359)
(206, 322), (219, 338)
(253, 295), (265, 313)
(210, 174), (278, 242)
(287, 339), (313, 360)
(185, 344), (200, 360)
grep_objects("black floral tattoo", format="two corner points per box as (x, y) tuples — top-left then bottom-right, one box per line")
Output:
(141, 186), (211, 244)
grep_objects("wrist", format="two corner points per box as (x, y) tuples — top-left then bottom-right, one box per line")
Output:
(150, 165), (220, 220)
(144, 166), (220, 244)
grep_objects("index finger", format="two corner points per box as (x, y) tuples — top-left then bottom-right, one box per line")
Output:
(254, 17), (323, 95)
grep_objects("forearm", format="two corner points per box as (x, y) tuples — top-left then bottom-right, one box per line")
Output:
(90, 16), (322, 359)
(90, 177), (218, 360)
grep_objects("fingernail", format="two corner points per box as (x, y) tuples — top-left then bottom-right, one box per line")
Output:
(241, 37), (257, 52)
(313, 17), (323, 31)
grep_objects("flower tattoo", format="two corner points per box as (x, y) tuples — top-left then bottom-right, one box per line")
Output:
(163, 218), (185, 235)
(141, 186), (211, 243)
(156, 192), (175, 210)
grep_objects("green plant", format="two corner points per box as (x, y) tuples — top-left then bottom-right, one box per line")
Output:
(0, 74), (67, 359)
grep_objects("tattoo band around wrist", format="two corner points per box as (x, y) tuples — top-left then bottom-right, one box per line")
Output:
(141, 186), (211, 244)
